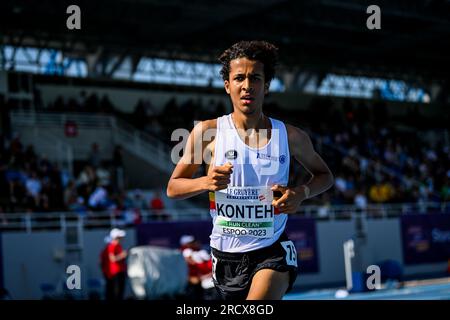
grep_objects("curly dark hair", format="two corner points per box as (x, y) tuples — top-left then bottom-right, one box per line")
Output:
(218, 40), (279, 84)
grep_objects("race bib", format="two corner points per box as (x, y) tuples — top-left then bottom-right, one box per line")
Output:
(210, 186), (274, 238)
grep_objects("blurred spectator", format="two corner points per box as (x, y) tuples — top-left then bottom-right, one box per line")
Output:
(131, 189), (147, 210)
(334, 175), (347, 194)
(112, 145), (125, 190)
(25, 171), (42, 207)
(150, 190), (169, 220)
(317, 193), (331, 218)
(96, 164), (111, 188)
(102, 228), (128, 300)
(354, 189), (368, 209)
(111, 191), (142, 226)
(77, 165), (96, 188)
(5, 165), (26, 204)
(88, 181), (112, 211)
(179, 235), (214, 300)
(369, 178), (395, 203)
(88, 143), (101, 169)
(71, 197), (88, 216)
(100, 95), (114, 113)
(53, 96), (65, 111)
(64, 180), (78, 208)
(78, 91), (88, 111)
(24, 145), (38, 169)
(86, 93), (100, 112)
(47, 91), (120, 114)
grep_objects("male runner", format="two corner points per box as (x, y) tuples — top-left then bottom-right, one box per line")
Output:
(167, 41), (334, 300)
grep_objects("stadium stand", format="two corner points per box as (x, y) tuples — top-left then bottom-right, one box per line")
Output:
(0, 0), (449, 302)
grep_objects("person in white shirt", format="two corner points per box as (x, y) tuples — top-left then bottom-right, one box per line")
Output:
(167, 41), (334, 300)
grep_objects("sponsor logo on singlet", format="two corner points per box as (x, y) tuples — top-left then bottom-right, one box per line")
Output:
(257, 152), (286, 163)
(225, 149), (238, 160)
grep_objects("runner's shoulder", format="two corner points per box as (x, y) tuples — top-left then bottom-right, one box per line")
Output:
(202, 118), (218, 131)
(284, 123), (309, 144)
(192, 118), (217, 134)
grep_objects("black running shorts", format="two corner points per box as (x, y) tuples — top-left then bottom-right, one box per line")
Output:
(210, 233), (298, 301)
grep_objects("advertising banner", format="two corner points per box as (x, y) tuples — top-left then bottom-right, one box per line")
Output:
(136, 217), (319, 273)
(401, 214), (450, 264)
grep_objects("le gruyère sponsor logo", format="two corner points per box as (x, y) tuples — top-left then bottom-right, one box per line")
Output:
(226, 187), (259, 199)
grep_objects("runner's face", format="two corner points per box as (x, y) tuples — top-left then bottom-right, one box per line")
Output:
(224, 58), (269, 115)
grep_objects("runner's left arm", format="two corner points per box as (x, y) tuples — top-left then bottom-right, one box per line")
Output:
(272, 124), (334, 214)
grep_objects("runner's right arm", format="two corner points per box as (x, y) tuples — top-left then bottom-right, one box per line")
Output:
(167, 120), (233, 200)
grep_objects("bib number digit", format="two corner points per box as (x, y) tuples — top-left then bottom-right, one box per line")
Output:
(211, 253), (218, 281)
(281, 241), (298, 267)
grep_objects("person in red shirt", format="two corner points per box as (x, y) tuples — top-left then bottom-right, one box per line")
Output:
(100, 235), (111, 279)
(150, 190), (169, 220)
(180, 235), (215, 300)
(102, 228), (127, 300)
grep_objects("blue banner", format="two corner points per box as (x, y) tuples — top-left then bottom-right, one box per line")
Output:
(136, 220), (212, 249)
(401, 214), (450, 265)
(136, 217), (319, 273)
(285, 218), (319, 273)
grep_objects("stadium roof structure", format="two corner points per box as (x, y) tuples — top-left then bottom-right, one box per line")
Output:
(1, 0), (450, 82)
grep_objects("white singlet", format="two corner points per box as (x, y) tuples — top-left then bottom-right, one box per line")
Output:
(209, 114), (290, 252)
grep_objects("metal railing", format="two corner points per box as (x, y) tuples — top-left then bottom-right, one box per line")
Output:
(111, 116), (174, 174)
(11, 114), (75, 175)
(10, 110), (175, 174)
(299, 201), (449, 220)
(1, 202), (447, 233)
(11, 111), (113, 128)
(0, 208), (211, 233)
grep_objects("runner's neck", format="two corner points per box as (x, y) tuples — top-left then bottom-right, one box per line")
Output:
(231, 112), (270, 132)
